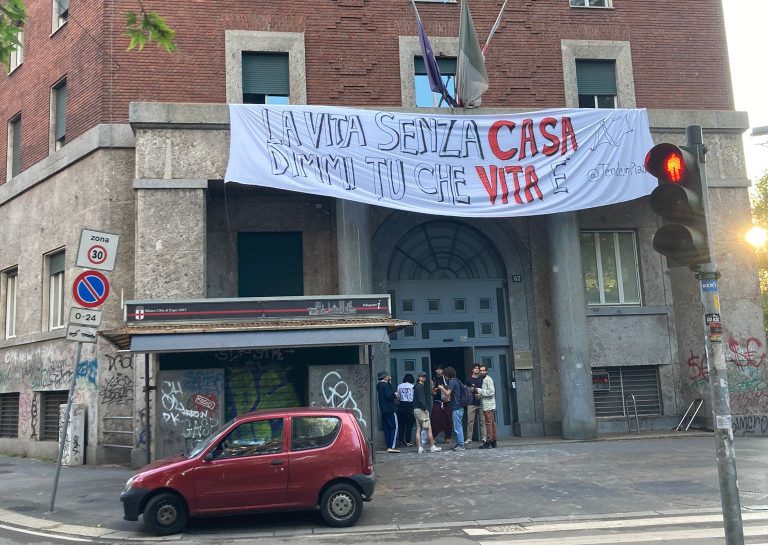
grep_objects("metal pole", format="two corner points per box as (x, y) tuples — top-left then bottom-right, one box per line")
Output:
(688, 125), (744, 545)
(50, 341), (82, 512)
(144, 353), (151, 465)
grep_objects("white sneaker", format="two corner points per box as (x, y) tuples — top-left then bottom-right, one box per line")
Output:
(430, 444), (442, 452)
(465, 440), (472, 445)
(418, 446), (425, 454)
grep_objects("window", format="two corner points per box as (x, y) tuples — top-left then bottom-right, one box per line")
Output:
(53, 0), (68, 31)
(7, 114), (21, 180)
(481, 356), (493, 369)
(401, 299), (414, 313)
(570, 0), (612, 7)
(217, 419), (283, 458)
(453, 298), (466, 312)
(291, 416), (341, 451)
(427, 298), (440, 312)
(48, 251), (65, 330)
(4, 268), (17, 339)
(580, 231), (641, 305)
(593, 366), (660, 417)
(242, 52), (290, 104)
(576, 60), (617, 108)
(404, 359), (415, 371)
(415, 56), (456, 108)
(40, 391), (68, 441)
(403, 326), (415, 338)
(480, 322), (494, 336)
(0, 393), (20, 438)
(479, 297), (492, 311)
(51, 79), (67, 150)
(237, 233), (303, 297)
(9, 31), (23, 72)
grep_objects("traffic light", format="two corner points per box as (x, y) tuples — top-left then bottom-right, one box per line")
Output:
(646, 143), (710, 268)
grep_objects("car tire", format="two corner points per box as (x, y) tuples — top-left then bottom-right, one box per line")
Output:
(319, 483), (363, 527)
(143, 492), (189, 535)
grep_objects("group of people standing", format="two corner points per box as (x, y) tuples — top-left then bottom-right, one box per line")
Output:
(376, 363), (497, 453)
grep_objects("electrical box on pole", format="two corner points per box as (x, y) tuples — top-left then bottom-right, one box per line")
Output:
(645, 142), (710, 268)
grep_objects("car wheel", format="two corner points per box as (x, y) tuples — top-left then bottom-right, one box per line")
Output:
(143, 492), (188, 535)
(320, 483), (363, 527)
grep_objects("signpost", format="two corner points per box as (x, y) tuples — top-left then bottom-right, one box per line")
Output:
(51, 230), (118, 512)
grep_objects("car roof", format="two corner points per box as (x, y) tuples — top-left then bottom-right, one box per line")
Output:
(233, 407), (353, 421)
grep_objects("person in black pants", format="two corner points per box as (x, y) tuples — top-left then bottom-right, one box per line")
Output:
(376, 371), (400, 453)
(396, 374), (416, 446)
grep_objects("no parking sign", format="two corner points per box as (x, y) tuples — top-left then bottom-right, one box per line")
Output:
(72, 270), (110, 308)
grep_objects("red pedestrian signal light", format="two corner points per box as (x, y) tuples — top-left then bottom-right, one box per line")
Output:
(646, 142), (710, 268)
(645, 143), (690, 184)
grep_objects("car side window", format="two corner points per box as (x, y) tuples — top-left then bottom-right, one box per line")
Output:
(216, 418), (284, 459)
(291, 416), (341, 451)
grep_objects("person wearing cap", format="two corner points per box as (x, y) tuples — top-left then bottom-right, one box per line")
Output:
(376, 371), (400, 453)
(413, 371), (441, 453)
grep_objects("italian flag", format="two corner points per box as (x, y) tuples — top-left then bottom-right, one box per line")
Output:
(455, 0), (489, 108)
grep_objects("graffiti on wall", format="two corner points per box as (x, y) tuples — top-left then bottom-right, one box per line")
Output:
(59, 403), (85, 466)
(732, 414), (768, 435)
(100, 373), (134, 405)
(308, 365), (371, 430)
(155, 369), (225, 459)
(684, 335), (768, 418)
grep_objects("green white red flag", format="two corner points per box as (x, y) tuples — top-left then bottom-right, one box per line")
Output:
(455, 0), (489, 108)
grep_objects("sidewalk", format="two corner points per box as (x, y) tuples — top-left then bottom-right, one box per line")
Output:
(3, 431), (760, 542)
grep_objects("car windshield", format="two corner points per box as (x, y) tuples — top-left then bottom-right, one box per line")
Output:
(185, 417), (235, 458)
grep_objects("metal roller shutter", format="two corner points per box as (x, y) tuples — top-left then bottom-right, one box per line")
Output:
(593, 366), (661, 417)
(40, 391), (69, 441)
(0, 393), (20, 437)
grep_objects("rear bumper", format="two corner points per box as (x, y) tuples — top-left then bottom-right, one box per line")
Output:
(120, 487), (151, 521)
(350, 472), (376, 501)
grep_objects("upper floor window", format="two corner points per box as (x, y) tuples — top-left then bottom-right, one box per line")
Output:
(9, 31), (23, 72)
(51, 78), (67, 151)
(580, 230), (641, 305)
(53, 0), (68, 31)
(7, 114), (21, 180)
(576, 60), (617, 108)
(415, 56), (456, 108)
(570, 0), (612, 7)
(48, 251), (65, 330)
(242, 52), (290, 105)
(3, 268), (17, 339)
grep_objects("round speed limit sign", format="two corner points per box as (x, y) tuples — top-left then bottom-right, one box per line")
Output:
(87, 245), (108, 265)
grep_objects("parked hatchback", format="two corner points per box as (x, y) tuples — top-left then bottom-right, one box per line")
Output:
(121, 408), (375, 535)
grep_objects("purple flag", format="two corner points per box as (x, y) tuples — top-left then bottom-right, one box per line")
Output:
(413, 2), (457, 107)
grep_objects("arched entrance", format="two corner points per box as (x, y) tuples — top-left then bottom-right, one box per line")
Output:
(386, 219), (516, 437)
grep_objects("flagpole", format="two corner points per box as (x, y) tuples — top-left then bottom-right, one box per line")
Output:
(483, 0), (509, 57)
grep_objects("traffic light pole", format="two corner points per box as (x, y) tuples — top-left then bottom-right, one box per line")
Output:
(689, 125), (744, 545)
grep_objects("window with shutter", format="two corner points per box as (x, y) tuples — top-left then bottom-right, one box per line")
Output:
(52, 80), (67, 149)
(4, 268), (17, 339)
(9, 31), (23, 72)
(40, 391), (69, 441)
(53, 0), (68, 30)
(48, 251), (65, 330)
(242, 52), (290, 104)
(0, 393), (20, 438)
(576, 60), (617, 108)
(7, 114), (21, 180)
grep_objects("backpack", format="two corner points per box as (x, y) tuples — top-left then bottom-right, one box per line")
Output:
(457, 382), (475, 407)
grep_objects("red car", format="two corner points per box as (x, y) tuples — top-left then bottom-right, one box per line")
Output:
(121, 408), (375, 535)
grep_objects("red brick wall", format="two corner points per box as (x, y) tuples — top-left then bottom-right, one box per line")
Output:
(0, 0), (734, 183)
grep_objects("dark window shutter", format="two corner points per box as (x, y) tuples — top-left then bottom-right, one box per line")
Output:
(576, 60), (617, 95)
(54, 81), (67, 141)
(11, 117), (20, 177)
(237, 232), (303, 297)
(50, 251), (65, 275)
(414, 56), (457, 76)
(242, 52), (290, 96)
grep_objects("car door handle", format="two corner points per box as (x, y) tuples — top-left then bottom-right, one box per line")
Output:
(270, 460), (284, 466)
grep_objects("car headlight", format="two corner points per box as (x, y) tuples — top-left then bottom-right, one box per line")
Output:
(123, 476), (135, 493)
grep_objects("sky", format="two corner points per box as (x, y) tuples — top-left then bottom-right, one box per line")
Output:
(722, 0), (768, 181)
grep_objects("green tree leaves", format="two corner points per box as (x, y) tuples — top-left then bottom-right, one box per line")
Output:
(125, 10), (176, 52)
(0, 0), (26, 73)
(0, 1), (176, 72)
(749, 170), (768, 336)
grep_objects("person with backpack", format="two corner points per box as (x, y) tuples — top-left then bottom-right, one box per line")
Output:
(443, 366), (467, 451)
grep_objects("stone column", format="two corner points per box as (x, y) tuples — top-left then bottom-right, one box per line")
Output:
(336, 200), (372, 295)
(134, 182), (208, 299)
(547, 211), (597, 439)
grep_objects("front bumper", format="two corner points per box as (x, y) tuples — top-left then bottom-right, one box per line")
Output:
(350, 472), (376, 501)
(120, 487), (151, 521)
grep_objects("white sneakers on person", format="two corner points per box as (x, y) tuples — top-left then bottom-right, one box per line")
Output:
(430, 444), (442, 452)
(418, 445), (425, 454)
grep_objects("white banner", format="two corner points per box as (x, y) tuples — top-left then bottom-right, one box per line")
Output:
(226, 104), (655, 217)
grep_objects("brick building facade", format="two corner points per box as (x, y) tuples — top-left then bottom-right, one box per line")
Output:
(0, 0), (764, 466)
